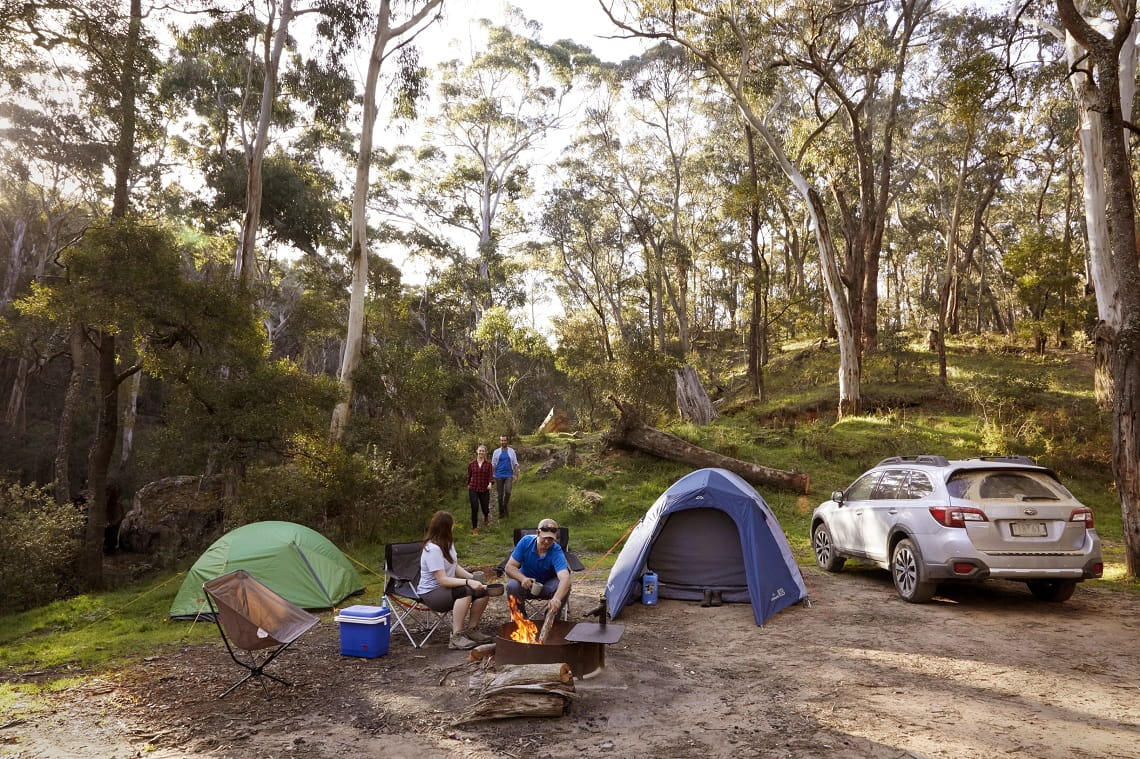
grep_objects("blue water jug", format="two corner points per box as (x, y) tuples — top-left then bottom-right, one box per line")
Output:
(642, 570), (658, 605)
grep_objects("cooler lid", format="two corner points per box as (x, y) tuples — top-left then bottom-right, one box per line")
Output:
(337, 604), (387, 619)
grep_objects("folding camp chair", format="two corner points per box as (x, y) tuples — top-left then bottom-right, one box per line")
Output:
(383, 542), (449, 648)
(202, 569), (319, 699)
(495, 527), (584, 620)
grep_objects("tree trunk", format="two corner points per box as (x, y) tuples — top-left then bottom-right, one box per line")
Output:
(331, 0), (443, 441)
(675, 366), (717, 425)
(79, 0), (142, 588)
(1055, 0), (1140, 575)
(53, 326), (87, 504)
(608, 397), (809, 494)
(235, 0), (294, 289)
(454, 662), (575, 724)
(120, 370), (141, 465)
(1, 218), (27, 309)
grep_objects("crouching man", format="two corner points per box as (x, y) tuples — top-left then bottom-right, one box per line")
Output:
(504, 518), (571, 617)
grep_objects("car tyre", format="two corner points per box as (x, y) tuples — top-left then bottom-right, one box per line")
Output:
(1026, 579), (1077, 603)
(891, 538), (936, 603)
(812, 521), (845, 572)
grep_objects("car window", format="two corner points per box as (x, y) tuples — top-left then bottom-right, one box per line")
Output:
(871, 469), (908, 499)
(845, 472), (880, 501)
(903, 472), (934, 499)
(947, 470), (1062, 500)
(978, 472), (1060, 500)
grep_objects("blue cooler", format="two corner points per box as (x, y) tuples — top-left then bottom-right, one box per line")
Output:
(335, 605), (390, 658)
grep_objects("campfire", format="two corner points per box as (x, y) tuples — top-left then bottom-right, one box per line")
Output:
(507, 595), (538, 643)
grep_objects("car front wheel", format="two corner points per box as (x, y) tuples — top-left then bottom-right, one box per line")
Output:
(1026, 579), (1077, 603)
(812, 521), (845, 572)
(891, 538), (936, 603)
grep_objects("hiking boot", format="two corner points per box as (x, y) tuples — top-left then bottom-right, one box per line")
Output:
(472, 527), (479, 536)
(466, 628), (493, 644)
(701, 589), (714, 607)
(449, 633), (477, 650)
(710, 591), (723, 607)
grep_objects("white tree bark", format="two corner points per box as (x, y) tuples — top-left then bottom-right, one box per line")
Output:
(330, 0), (444, 442)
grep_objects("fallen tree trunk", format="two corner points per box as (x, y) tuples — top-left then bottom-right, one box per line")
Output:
(608, 396), (810, 494)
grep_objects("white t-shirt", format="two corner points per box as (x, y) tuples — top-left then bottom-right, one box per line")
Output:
(417, 541), (457, 595)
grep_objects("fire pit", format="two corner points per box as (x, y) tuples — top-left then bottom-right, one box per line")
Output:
(495, 620), (605, 679)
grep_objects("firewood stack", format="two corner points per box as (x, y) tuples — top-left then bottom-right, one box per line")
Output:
(453, 663), (578, 724)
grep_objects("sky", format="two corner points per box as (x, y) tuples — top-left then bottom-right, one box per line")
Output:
(429, 0), (647, 64)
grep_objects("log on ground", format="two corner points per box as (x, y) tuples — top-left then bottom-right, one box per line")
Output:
(453, 663), (576, 724)
(608, 396), (810, 494)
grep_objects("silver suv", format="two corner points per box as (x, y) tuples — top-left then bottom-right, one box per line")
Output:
(811, 456), (1103, 602)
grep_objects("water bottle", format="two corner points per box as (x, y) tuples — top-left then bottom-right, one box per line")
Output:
(379, 597), (389, 612)
(642, 570), (658, 606)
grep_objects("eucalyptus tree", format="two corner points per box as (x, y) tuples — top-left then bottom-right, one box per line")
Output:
(1016, 0), (1137, 408)
(329, 0), (443, 443)
(379, 13), (599, 409)
(1053, 0), (1140, 576)
(1, 0), (164, 584)
(163, 1), (357, 282)
(603, 0), (934, 417)
(914, 10), (1017, 381)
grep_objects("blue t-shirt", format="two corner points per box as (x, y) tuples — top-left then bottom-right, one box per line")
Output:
(492, 446), (517, 478)
(510, 534), (568, 582)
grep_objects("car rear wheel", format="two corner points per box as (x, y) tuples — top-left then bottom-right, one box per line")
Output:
(1026, 579), (1077, 603)
(812, 521), (845, 572)
(891, 538), (936, 603)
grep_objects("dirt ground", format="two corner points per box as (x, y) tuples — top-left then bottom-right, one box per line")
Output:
(3, 567), (1138, 759)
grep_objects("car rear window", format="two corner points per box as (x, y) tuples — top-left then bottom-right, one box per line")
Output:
(947, 470), (1062, 501)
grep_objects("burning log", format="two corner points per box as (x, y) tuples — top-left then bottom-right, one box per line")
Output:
(453, 663), (577, 725)
(607, 395), (810, 494)
(537, 605), (558, 645)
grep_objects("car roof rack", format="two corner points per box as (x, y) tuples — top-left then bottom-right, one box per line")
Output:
(972, 455), (1038, 466)
(875, 455), (950, 467)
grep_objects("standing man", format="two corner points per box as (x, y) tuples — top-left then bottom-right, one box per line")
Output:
(503, 519), (572, 618)
(491, 435), (519, 520)
(466, 444), (493, 534)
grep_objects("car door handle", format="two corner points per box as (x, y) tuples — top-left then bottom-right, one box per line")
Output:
(887, 509), (898, 515)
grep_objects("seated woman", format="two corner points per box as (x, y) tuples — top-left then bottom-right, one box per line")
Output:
(417, 510), (492, 650)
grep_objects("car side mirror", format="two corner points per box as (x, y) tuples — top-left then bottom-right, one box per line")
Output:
(832, 490), (846, 505)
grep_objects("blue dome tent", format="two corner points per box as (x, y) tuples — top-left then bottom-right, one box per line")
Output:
(605, 468), (808, 626)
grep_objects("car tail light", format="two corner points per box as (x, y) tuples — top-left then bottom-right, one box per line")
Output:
(952, 562), (977, 574)
(1069, 508), (1095, 528)
(1092, 562), (1103, 577)
(929, 506), (989, 528)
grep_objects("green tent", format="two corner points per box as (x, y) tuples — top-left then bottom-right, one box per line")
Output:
(170, 521), (363, 619)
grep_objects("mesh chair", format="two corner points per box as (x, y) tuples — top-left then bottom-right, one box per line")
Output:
(383, 542), (449, 648)
(202, 569), (319, 699)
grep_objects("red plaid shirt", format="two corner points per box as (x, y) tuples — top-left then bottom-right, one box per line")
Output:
(467, 458), (493, 491)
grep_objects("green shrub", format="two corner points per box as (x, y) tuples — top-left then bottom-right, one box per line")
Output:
(228, 436), (420, 545)
(0, 482), (84, 614)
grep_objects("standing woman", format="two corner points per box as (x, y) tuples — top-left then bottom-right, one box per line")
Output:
(466, 445), (493, 534)
(417, 511), (491, 650)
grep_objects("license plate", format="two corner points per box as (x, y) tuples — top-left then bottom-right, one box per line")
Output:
(1010, 521), (1047, 537)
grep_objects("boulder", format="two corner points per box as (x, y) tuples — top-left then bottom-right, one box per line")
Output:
(117, 475), (226, 566)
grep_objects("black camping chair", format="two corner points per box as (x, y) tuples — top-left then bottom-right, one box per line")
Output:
(494, 527), (586, 574)
(495, 527), (584, 620)
(383, 542), (449, 648)
(202, 569), (319, 699)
